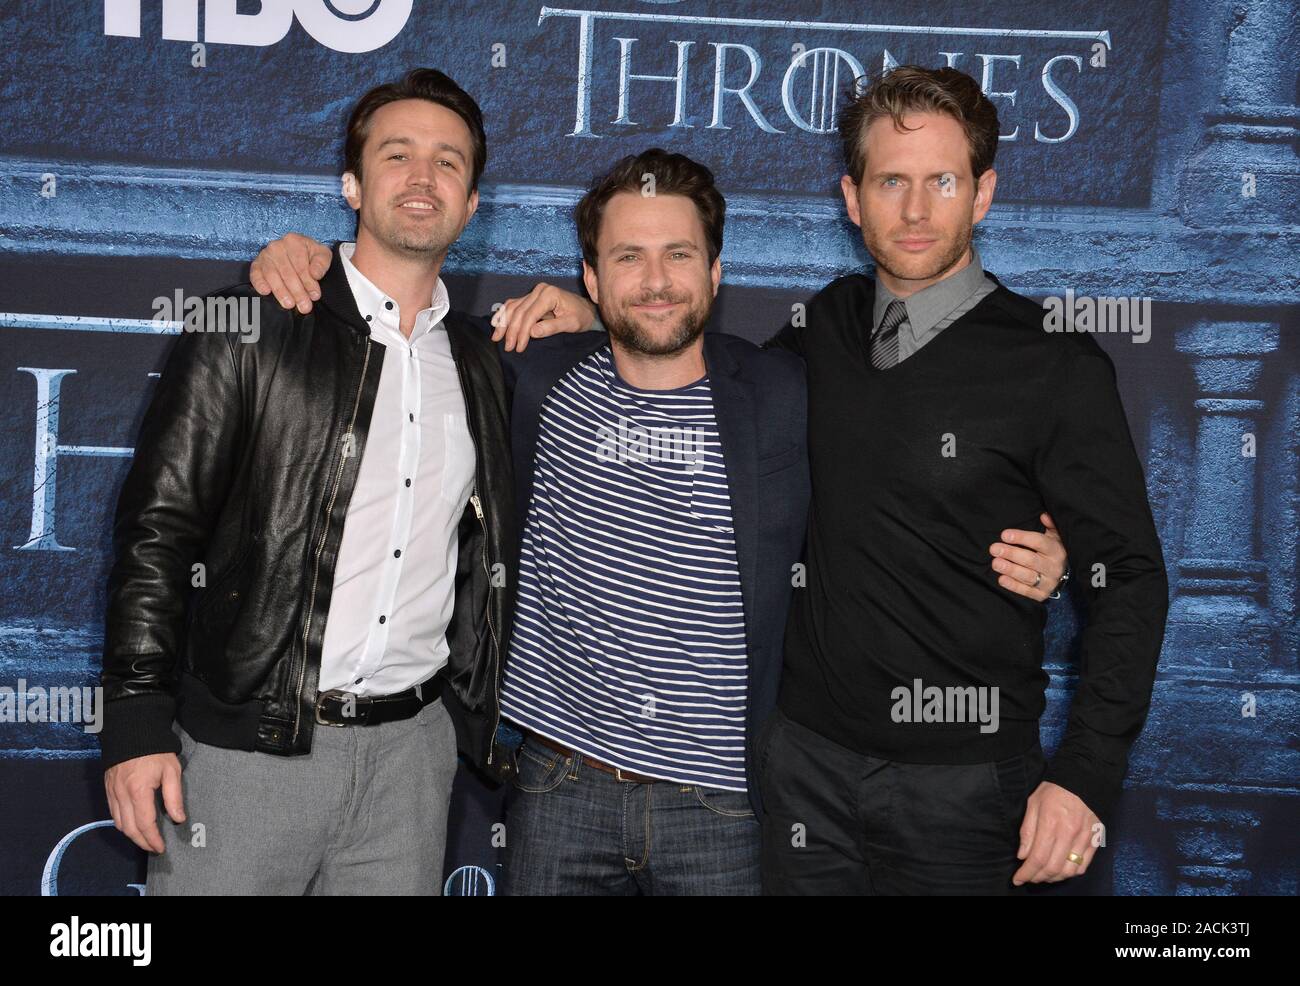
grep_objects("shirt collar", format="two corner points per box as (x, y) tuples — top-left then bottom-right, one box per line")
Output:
(873, 243), (988, 336)
(338, 241), (450, 344)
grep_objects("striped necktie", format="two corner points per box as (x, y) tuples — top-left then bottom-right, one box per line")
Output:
(870, 299), (907, 369)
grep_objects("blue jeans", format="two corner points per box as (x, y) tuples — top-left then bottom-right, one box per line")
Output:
(501, 737), (761, 895)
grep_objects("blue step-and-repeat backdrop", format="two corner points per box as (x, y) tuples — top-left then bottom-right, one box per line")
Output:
(0, 0), (1295, 895)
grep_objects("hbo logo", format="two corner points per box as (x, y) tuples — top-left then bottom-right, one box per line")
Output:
(104, 0), (414, 54)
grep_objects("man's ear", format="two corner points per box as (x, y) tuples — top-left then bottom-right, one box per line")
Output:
(710, 254), (722, 297)
(341, 171), (361, 211)
(972, 168), (997, 226)
(465, 187), (480, 224)
(839, 174), (863, 228)
(581, 260), (599, 306)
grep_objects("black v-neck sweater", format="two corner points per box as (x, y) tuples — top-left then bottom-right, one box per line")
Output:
(766, 271), (1168, 822)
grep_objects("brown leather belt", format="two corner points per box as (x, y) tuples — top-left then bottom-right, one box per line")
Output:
(526, 731), (661, 784)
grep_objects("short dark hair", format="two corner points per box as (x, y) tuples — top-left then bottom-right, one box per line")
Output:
(344, 68), (487, 192)
(838, 65), (999, 184)
(574, 148), (725, 269)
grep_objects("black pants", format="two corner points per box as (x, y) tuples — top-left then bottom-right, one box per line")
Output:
(757, 707), (1046, 895)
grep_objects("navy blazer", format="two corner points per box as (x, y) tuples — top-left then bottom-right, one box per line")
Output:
(477, 320), (810, 813)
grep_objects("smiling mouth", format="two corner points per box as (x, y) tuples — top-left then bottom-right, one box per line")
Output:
(398, 200), (438, 212)
(631, 301), (684, 316)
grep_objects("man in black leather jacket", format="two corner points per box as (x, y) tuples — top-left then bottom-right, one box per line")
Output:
(100, 69), (517, 895)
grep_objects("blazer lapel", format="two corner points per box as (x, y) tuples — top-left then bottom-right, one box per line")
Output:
(704, 333), (759, 657)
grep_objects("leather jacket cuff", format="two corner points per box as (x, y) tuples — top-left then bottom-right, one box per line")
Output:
(97, 693), (181, 769)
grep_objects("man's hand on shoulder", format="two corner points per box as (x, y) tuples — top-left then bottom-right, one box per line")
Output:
(250, 233), (331, 314)
(490, 282), (598, 352)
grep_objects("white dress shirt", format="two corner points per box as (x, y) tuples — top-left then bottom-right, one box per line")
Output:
(317, 242), (476, 696)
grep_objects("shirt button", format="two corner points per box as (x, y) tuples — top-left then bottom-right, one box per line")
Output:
(405, 478), (411, 487)
(365, 314), (372, 322)
(354, 678), (363, 685)
(394, 549), (402, 558)
(378, 615), (387, 625)
(409, 413), (414, 422)
(385, 301), (394, 311)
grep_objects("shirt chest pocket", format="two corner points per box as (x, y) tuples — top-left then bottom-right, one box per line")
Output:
(688, 466), (734, 534)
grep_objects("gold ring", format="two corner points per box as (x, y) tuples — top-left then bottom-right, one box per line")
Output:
(1032, 572), (1043, 588)
(1066, 851), (1084, 865)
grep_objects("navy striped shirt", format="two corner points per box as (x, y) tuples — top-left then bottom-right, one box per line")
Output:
(500, 345), (748, 790)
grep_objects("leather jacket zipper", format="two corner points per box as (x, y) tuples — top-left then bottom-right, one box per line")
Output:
(452, 347), (502, 769)
(293, 337), (371, 743)
(469, 490), (502, 765)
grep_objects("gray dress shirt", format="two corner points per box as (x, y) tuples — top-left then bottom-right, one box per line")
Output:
(871, 244), (998, 362)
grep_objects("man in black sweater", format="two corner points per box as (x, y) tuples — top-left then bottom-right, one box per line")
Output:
(754, 66), (1168, 894)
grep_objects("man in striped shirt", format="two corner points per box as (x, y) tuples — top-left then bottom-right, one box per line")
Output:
(494, 149), (810, 894)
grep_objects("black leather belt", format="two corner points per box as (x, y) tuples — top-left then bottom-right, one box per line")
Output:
(314, 678), (440, 727)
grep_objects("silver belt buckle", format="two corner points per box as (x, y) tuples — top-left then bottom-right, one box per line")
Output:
(315, 688), (359, 726)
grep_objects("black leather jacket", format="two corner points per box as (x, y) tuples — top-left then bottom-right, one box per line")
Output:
(98, 249), (517, 781)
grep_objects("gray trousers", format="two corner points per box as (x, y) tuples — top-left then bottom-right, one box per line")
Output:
(147, 696), (459, 895)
